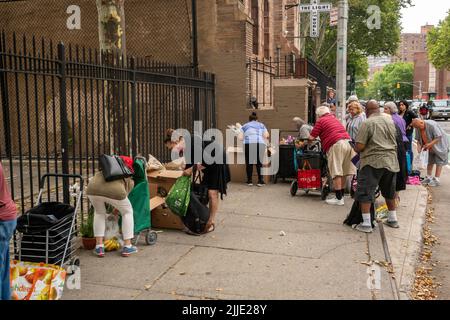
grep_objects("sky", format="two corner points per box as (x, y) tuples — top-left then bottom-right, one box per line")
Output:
(401, 0), (449, 33)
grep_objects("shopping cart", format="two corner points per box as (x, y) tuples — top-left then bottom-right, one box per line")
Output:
(14, 173), (83, 272)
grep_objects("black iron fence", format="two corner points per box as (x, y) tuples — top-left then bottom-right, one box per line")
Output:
(0, 32), (215, 214)
(246, 55), (335, 108)
(247, 57), (275, 109)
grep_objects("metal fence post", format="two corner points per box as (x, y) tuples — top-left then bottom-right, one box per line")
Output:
(0, 33), (12, 158)
(130, 57), (137, 158)
(57, 42), (70, 203)
(212, 74), (216, 128)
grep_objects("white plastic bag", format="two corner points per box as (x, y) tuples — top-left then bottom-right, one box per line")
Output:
(413, 151), (428, 170)
(104, 213), (124, 245)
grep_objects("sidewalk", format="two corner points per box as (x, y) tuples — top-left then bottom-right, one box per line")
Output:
(427, 166), (450, 299)
(62, 179), (427, 300)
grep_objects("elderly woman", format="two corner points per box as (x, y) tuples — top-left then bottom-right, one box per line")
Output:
(346, 101), (366, 141)
(308, 106), (356, 206)
(398, 100), (418, 167)
(292, 117), (313, 140)
(411, 119), (449, 187)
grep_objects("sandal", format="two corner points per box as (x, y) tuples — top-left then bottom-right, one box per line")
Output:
(203, 222), (215, 234)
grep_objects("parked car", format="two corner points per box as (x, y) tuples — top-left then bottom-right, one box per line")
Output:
(430, 100), (450, 121)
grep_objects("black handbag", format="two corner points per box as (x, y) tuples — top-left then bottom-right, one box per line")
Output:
(192, 165), (209, 205)
(99, 154), (133, 182)
(182, 191), (210, 235)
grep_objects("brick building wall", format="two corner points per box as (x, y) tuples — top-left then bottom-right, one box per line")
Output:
(0, 0), (193, 65)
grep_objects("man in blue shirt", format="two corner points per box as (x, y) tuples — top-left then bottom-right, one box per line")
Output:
(240, 112), (269, 186)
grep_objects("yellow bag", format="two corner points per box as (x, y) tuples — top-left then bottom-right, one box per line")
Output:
(10, 260), (67, 300)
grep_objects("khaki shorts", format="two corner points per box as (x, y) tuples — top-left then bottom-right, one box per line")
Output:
(327, 139), (357, 178)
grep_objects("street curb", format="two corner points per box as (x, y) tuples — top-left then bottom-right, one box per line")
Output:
(397, 186), (428, 300)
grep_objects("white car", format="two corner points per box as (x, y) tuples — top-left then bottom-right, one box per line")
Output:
(430, 100), (450, 121)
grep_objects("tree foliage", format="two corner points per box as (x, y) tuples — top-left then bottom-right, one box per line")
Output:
(427, 11), (450, 70)
(365, 62), (414, 100)
(304, 0), (411, 79)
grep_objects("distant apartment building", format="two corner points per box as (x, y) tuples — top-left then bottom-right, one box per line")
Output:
(393, 32), (427, 63)
(413, 52), (450, 100)
(368, 55), (392, 79)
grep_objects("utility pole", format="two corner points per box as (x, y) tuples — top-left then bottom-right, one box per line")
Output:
(419, 80), (422, 101)
(335, 0), (348, 124)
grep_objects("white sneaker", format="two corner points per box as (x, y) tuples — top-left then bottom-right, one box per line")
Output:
(325, 197), (345, 206)
(428, 178), (440, 187)
(421, 177), (433, 185)
(354, 223), (373, 233)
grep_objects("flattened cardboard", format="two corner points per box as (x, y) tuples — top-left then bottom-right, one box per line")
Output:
(149, 196), (165, 211)
(151, 207), (184, 230)
(148, 169), (183, 197)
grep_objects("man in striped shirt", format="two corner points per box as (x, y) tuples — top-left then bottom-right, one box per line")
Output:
(309, 106), (357, 206)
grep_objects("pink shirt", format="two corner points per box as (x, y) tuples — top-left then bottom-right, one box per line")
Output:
(0, 163), (17, 221)
(310, 113), (350, 153)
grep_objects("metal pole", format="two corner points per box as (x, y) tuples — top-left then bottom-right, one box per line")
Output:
(58, 42), (70, 203)
(130, 57), (137, 158)
(192, 0), (199, 69)
(419, 81), (422, 101)
(335, 0), (348, 125)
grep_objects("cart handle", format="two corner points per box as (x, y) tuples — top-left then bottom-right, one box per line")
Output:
(39, 174), (84, 191)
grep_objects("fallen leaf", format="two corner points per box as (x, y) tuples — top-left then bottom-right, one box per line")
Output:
(144, 284), (152, 290)
(216, 288), (223, 292)
(179, 272), (186, 276)
(279, 231), (286, 236)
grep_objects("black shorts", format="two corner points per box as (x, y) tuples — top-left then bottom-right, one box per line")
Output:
(355, 166), (397, 203)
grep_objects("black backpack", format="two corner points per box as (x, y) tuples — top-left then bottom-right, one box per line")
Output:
(182, 191), (210, 235)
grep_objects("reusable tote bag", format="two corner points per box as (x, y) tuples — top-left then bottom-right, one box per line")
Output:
(165, 176), (191, 217)
(10, 260), (67, 300)
(298, 160), (321, 189)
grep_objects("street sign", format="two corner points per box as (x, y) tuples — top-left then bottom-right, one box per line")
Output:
(299, 0), (333, 38)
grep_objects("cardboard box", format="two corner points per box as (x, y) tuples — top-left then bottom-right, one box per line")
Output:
(147, 169), (183, 198)
(149, 196), (185, 230)
(226, 146), (272, 184)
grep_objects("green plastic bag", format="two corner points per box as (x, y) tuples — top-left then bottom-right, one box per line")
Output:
(128, 158), (151, 234)
(165, 176), (191, 217)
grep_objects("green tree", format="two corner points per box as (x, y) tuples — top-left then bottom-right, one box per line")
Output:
(304, 0), (411, 80)
(365, 62), (414, 100)
(427, 11), (450, 70)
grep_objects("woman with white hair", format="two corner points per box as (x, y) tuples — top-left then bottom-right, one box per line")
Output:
(308, 106), (356, 206)
(292, 117), (313, 140)
(384, 102), (408, 143)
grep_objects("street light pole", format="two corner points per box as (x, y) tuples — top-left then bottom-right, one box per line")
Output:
(336, 0), (348, 125)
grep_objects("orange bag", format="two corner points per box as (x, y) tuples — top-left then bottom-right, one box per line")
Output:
(10, 260), (67, 300)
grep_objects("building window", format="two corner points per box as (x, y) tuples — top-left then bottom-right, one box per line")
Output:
(252, 0), (259, 55)
(264, 0), (270, 59)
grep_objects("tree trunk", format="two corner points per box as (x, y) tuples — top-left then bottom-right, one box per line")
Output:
(96, 0), (128, 155)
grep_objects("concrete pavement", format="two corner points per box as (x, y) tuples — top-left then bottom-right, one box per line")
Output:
(426, 166), (450, 299)
(63, 180), (427, 300)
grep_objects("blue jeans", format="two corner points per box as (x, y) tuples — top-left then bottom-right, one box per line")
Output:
(406, 133), (414, 169)
(0, 219), (16, 300)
